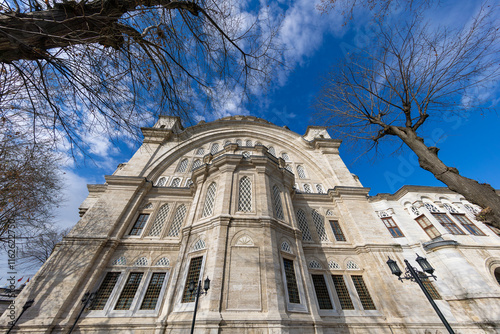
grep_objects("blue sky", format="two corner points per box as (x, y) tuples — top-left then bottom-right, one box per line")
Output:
(3, 0), (499, 284)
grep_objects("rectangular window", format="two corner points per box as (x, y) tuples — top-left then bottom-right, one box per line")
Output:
(129, 214), (150, 236)
(329, 220), (346, 241)
(331, 275), (354, 310)
(420, 274), (441, 300)
(140, 273), (166, 310)
(283, 258), (301, 304)
(452, 214), (485, 236)
(182, 256), (203, 303)
(416, 215), (441, 239)
(114, 272), (143, 310)
(432, 213), (465, 235)
(351, 275), (376, 310)
(381, 217), (404, 238)
(91, 272), (120, 310)
(311, 274), (333, 309)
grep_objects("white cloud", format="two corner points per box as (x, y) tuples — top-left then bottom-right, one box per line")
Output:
(54, 169), (91, 230)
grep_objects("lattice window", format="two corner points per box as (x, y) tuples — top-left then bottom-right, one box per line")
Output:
(196, 148), (204, 155)
(432, 213), (465, 235)
(192, 159), (202, 170)
(272, 185), (284, 220)
(443, 203), (459, 213)
(312, 274), (333, 309)
(351, 275), (376, 310)
(185, 178), (193, 187)
(331, 275), (354, 310)
(170, 178), (181, 187)
(346, 261), (359, 270)
(268, 146), (276, 156)
(140, 273), (166, 310)
(143, 203), (153, 209)
(224, 140), (231, 146)
(283, 258), (300, 304)
(452, 214), (485, 236)
(155, 257), (170, 266)
(304, 184), (312, 193)
(312, 210), (328, 241)
(330, 220), (346, 241)
(238, 176), (252, 212)
(464, 204), (479, 214)
(416, 215), (441, 239)
(156, 177), (167, 187)
(129, 214), (149, 236)
(202, 182), (217, 217)
(210, 143), (219, 154)
(176, 159), (188, 173)
(148, 204), (170, 236)
(309, 260), (322, 269)
(282, 152), (290, 161)
(281, 241), (292, 253)
(424, 203), (439, 213)
(285, 165), (293, 173)
(325, 209), (334, 216)
(316, 184), (325, 194)
(236, 139), (242, 146)
(167, 205), (187, 237)
(255, 141), (262, 146)
(411, 206), (420, 216)
(134, 257), (149, 266)
(297, 165), (306, 179)
(114, 272), (143, 310)
(328, 261), (340, 270)
(91, 272), (120, 310)
(112, 256), (126, 266)
(242, 151), (250, 158)
(182, 256), (203, 303)
(193, 239), (206, 251)
(246, 140), (253, 146)
(382, 217), (404, 238)
(296, 209), (312, 241)
(420, 275), (441, 300)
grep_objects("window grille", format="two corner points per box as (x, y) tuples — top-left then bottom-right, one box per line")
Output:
(167, 205), (187, 237)
(185, 179), (193, 187)
(182, 256), (203, 303)
(246, 140), (253, 146)
(419, 274), (441, 300)
(134, 257), (149, 266)
(129, 214), (149, 236)
(325, 209), (334, 216)
(236, 139), (242, 146)
(170, 178), (181, 187)
(285, 165), (293, 173)
(196, 148), (204, 155)
(443, 203), (459, 213)
(328, 261), (340, 270)
(255, 141), (262, 146)
(416, 215), (441, 239)
(112, 257), (126, 266)
(296, 209), (312, 241)
(268, 146), (276, 156)
(424, 203), (439, 213)
(378, 211), (389, 218)
(309, 260), (322, 269)
(238, 177), (252, 212)
(210, 143), (219, 154)
(281, 241), (292, 253)
(143, 203), (153, 209)
(351, 275), (376, 310)
(452, 214), (485, 236)
(114, 272), (143, 310)
(316, 184), (325, 194)
(304, 184), (312, 193)
(140, 273), (166, 310)
(193, 239), (206, 251)
(381, 217), (404, 238)
(176, 159), (188, 173)
(432, 213), (465, 235)
(282, 152), (290, 161)
(192, 159), (202, 170)
(297, 165), (306, 179)
(312, 210), (328, 241)
(330, 220), (346, 241)
(464, 204), (479, 214)
(148, 204), (170, 236)
(411, 206), (420, 216)
(283, 258), (300, 304)
(272, 185), (284, 219)
(346, 261), (359, 270)
(91, 272), (121, 310)
(311, 274), (333, 309)
(332, 275), (354, 309)
(155, 257), (170, 266)
(201, 182), (217, 217)
(156, 177), (167, 187)
(242, 151), (250, 158)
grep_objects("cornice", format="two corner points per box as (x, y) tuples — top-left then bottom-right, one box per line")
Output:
(329, 186), (371, 198)
(104, 175), (148, 187)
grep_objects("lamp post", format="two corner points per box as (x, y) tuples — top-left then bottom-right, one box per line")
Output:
(7, 299), (34, 334)
(386, 254), (455, 334)
(68, 291), (95, 334)
(188, 276), (210, 334)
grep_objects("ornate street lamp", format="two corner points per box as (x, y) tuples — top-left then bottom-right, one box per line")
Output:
(386, 254), (454, 334)
(188, 276), (210, 334)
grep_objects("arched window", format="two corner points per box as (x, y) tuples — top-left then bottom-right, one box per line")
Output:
(304, 184), (312, 193)
(185, 178), (193, 187)
(238, 176), (252, 212)
(272, 185), (284, 219)
(424, 202), (439, 213)
(167, 204), (187, 237)
(134, 257), (149, 266)
(312, 209), (328, 241)
(210, 143), (219, 154)
(246, 140), (253, 146)
(112, 256), (127, 266)
(346, 260), (360, 270)
(192, 159), (202, 170)
(224, 140), (231, 146)
(242, 151), (250, 158)
(148, 204), (170, 236)
(176, 159), (188, 173)
(202, 182), (217, 217)
(296, 209), (312, 241)
(196, 148), (204, 155)
(236, 139), (242, 146)
(282, 152), (290, 161)
(281, 241), (292, 253)
(192, 239), (206, 251)
(155, 257), (170, 266)
(171, 178), (181, 187)
(308, 260), (322, 269)
(316, 184), (325, 194)
(443, 203), (459, 213)
(255, 141), (262, 146)
(328, 260), (340, 270)
(156, 177), (167, 187)
(285, 165), (293, 173)
(297, 165), (306, 179)
(268, 146), (276, 156)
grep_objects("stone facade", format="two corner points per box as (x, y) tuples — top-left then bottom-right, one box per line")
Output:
(2, 115), (500, 333)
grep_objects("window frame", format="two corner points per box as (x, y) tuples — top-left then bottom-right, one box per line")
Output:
(329, 220), (347, 242)
(279, 254), (308, 313)
(174, 253), (207, 312)
(451, 213), (485, 236)
(128, 213), (150, 237)
(431, 213), (465, 235)
(415, 214), (441, 239)
(236, 175), (254, 214)
(381, 217), (405, 238)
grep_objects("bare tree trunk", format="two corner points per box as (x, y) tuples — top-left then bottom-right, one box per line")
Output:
(391, 126), (500, 229)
